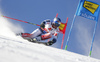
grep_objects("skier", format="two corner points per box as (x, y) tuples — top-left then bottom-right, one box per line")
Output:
(20, 17), (61, 46)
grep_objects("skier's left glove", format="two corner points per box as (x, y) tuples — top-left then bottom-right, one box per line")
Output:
(46, 38), (56, 46)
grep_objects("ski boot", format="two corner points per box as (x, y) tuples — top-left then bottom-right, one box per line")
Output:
(46, 41), (55, 46)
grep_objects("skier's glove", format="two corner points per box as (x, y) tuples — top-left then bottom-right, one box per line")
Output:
(40, 23), (45, 29)
(47, 41), (54, 46)
(47, 38), (56, 46)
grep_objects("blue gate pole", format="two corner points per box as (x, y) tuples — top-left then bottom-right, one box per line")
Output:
(65, 15), (76, 50)
(89, 21), (98, 56)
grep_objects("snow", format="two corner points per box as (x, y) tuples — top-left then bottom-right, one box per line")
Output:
(0, 35), (100, 62)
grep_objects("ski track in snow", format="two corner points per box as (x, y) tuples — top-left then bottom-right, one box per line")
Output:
(0, 35), (100, 62)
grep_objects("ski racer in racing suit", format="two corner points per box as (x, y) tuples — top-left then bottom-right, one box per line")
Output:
(21, 17), (61, 46)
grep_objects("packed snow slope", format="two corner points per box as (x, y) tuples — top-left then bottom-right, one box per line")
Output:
(0, 35), (100, 62)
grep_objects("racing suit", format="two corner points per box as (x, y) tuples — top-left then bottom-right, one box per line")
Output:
(22, 19), (59, 45)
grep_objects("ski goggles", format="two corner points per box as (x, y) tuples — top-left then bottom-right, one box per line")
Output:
(53, 21), (61, 27)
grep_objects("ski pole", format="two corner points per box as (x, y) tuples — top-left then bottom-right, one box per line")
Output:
(1, 15), (40, 26)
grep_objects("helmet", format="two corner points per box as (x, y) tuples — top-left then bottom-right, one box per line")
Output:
(53, 17), (61, 22)
(52, 17), (61, 27)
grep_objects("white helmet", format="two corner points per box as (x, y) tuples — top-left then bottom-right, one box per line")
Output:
(52, 17), (61, 27)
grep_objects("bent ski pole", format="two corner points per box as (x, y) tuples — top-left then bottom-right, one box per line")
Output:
(2, 15), (40, 26)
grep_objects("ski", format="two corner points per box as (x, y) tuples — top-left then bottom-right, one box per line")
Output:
(28, 40), (50, 46)
(28, 39), (54, 46)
